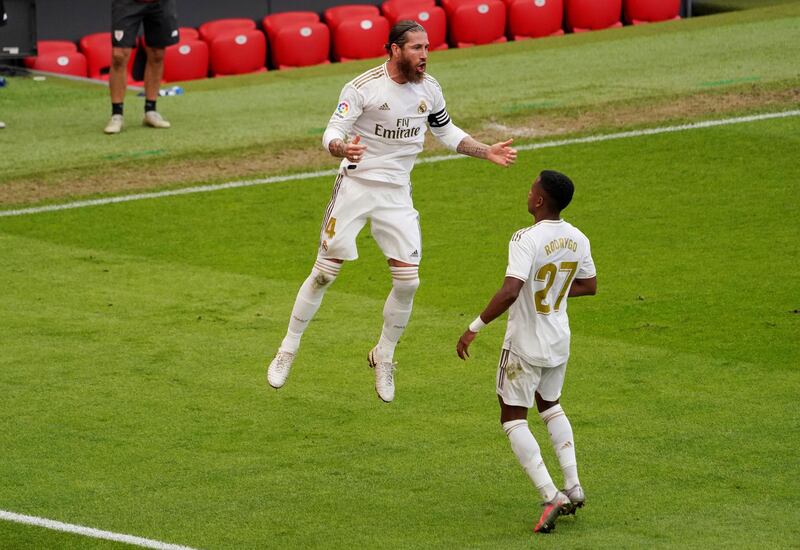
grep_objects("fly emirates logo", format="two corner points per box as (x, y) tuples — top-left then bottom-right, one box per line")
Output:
(374, 117), (421, 140)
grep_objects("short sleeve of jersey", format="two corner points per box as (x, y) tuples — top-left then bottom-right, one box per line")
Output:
(577, 238), (597, 279)
(431, 81), (446, 115)
(505, 235), (536, 281)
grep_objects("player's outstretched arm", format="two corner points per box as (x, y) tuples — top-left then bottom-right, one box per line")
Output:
(456, 137), (517, 167)
(328, 135), (367, 163)
(457, 276), (524, 360)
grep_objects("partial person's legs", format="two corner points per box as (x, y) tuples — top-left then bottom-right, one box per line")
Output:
(104, 47), (131, 134)
(367, 181), (422, 402)
(537, 393), (583, 508)
(500, 397), (572, 533)
(267, 172), (367, 390)
(368, 258), (418, 402)
(142, 46), (170, 128)
(267, 257), (342, 389)
(373, 259), (419, 363)
(500, 398), (559, 502)
(109, 48), (131, 104)
(280, 258), (342, 354)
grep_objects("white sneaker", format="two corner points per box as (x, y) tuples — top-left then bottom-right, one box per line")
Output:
(104, 114), (123, 134)
(0, 121), (5, 129)
(564, 484), (585, 513)
(267, 350), (295, 389)
(368, 347), (396, 403)
(143, 110), (171, 129)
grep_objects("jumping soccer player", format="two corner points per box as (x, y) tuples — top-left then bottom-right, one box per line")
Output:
(267, 20), (517, 402)
(456, 170), (597, 533)
(104, 0), (179, 134)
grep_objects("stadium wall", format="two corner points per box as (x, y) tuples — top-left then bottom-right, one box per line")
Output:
(37, 0), (691, 42)
(37, 0), (381, 42)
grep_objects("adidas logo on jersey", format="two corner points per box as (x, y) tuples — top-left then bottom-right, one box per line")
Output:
(378, 102), (391, 111)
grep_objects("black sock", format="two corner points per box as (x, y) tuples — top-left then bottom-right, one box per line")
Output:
(112, 103), (124, 116)
(145, 100), (157, 113)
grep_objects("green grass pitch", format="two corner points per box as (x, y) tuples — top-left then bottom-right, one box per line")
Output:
(1, 114), (798, 547)
(1, 2), (799, 548)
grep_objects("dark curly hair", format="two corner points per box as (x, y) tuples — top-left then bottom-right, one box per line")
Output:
(539, 170), (575, 211)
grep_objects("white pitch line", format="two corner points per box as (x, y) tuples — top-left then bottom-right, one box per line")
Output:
(0, 509), (199, 550)
(1, 109), (798, 219)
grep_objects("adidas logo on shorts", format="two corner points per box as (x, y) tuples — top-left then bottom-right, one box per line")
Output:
(379, 102), (390, 111)
(410, 250), (419, 258)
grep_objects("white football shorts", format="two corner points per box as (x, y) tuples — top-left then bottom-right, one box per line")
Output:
(496, 348), (567, 407)
(318, 172), (422, 264)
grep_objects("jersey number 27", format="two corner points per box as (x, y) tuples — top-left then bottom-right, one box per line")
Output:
(534, 261), (577, 314)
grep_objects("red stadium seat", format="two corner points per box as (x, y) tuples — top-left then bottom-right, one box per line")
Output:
(78, 32), (138, 82)
(179, 27), (200, 41)
(381, 0), (435, 22)
(504, 0), (564, 40)
(31, 51), (88, 77)
(199, 18), (257, 44)
(270, 22), (330, 70)
(324, 4), (380, 30)
(23, 40), (77, 68)
(623, 0), (680, 25)
(565, 0), (622, 32)
(79, 32), (113, 78)
(163, 39), (209, 82)
(440, 0), (458, 12)
(331, 15), (390, 62)
(446, 0), (507, 48)
(388, 5), (448, 50)
(262, 11), (320, 41)
(209, 29), (267, 76)
(37, 40), (77, 54)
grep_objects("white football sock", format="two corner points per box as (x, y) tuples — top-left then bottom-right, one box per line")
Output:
(375, 266), (419, 362)
(540, 404), (580, 490)
(503, 419), (558, 501)
(279, 258), (341, 354)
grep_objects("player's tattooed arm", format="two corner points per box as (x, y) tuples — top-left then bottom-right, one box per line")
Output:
(328, 138), (347, 158)
(456, 136), (489, 159)
(457, 136), (517, 167)
(329, 136), (367, 163)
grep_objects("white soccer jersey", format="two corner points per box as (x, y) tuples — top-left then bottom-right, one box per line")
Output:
(322, 62), (468, 185)
(503, 219), (596, 368)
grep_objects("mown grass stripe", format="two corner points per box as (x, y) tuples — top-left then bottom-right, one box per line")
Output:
(1, 109), (797, 219)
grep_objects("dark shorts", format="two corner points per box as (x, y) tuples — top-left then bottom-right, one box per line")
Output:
(111, 0), (179, 49)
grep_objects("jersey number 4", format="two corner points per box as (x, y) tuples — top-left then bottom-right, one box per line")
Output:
(534, 261), (578, 314)
(324, 217), (337, 239)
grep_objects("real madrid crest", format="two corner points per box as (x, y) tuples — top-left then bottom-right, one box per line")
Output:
(418, 100), (427, 114)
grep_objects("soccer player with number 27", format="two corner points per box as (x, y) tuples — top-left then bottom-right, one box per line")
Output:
(457, 170), (597, 534)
